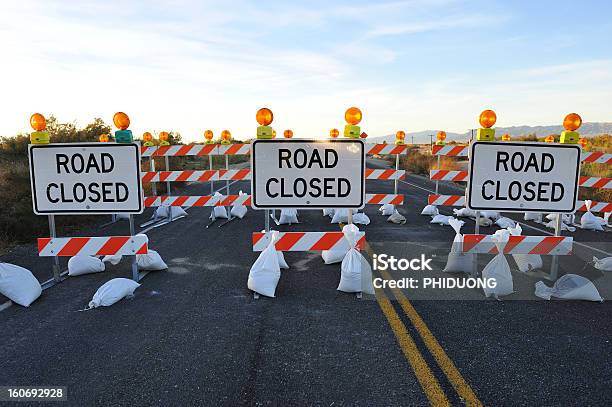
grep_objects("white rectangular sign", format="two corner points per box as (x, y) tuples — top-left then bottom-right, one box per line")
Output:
(29, 143), (143, 215)
(467, 141), (581, 213)
(251, 139), (365, 209)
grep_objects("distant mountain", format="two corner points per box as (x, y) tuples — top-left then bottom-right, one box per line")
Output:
(368, 122), (612, 144)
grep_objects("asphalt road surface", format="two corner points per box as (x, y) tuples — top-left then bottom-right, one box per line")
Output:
(1, 157), (610, 406)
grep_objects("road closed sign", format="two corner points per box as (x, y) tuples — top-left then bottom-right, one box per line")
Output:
(29, 143), (143, 215)
(467, 141), (581, 213)
(251, 139), (365, 209)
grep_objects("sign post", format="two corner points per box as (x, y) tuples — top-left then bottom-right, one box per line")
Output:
(251, 139), (365, 209)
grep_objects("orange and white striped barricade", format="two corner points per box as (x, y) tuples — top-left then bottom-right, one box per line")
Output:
(457, 235), (573, 255)
(252, 231), (366, 252)
(365, 143), (408, 198)
(38, 235), (149, 257)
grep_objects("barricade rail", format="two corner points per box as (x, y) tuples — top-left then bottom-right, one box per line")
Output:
(457, 235), (572, 255)
(38, 235), (149, 257)
(252, 231), (365, 251)
(145, 194), (404, 207)
(142, 169), (405, 182)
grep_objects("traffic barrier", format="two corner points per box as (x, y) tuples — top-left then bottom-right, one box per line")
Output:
(38, 235), (149, 257)
(252, 231), (365, 251)
(432, 144), (612, 163)
(430, 170), (611, 189)
(458, 234), (573, 255)
(427, 194), (612, 213)
(144, 194), (403, 208)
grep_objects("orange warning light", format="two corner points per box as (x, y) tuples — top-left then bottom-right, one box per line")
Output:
(330, 128), (339, 138)
(501, 133), (511, 141)
(159, 131), (169, 142)
(221, 130), (231, 141)
(396, 130), (405, 140)
(545, 135), (555, 143)
(256, 108), (273, 126)
(30, 113), (46, 131)
(204, 130), (213, 140)
(113, 112), (130, 130)
(479, 110), (496, 128)
(436, 131), (446, 141)
(143, 132), (153, 142)
(578, 137), (588, 148)
(284, 129), (293, 138)
(99, 134), (109, 142)
(563, 113), (582, 131)
(345, 107), (362, 125)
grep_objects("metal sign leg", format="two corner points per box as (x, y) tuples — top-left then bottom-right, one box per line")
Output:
(435, 155), (441, 194)
(165, 156), (171, 195)
(150, 157), (157, 196)
(129, 215), (139, 281)
(209, 155), (214, 195)
(394, 154), (399, 195)
(549, 214), (562, 280)
(48, 215), (60, 282)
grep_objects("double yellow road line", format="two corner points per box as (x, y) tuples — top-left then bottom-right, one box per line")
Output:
(365, 240), (482, 406)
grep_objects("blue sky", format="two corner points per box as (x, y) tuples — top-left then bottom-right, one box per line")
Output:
(1, 0), (611, 141)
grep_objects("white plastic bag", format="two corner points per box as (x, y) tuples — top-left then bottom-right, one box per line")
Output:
(507, 224), (543, 273)
(88, 278), (140, 308)
(102, 254), (122, 265)
(230, 191), (248, 219)
(352, 212), (371, 225)
(337, 224), (374, 294)
(593, 256), (612, 271)
(0, 263), (42, 307)
(580, 201), (604, 231)
(495, 217), (516, 229)
(379, 204), (394, 216)
(155, 204), (187, 219)
(478, 217), (493, 227)
(430, 214), (453, 225)
(535, 274), (603, 302)
(248, 231), (282, 297)
(544, 220), (576, 232)
(322, 208), (335, 218)
(421, 205), (439, 216)
(331, 208), (356, 224)
(481, 230), (513, 299)
(322, 248), (349, 264)
(115, 213), (130, 220)
(443, 218), (474, 273)
(68, 256), (105, 276)
(277, 251), (289, 269)
(524, 212), (542, 223)
(136, 250), (168, 271)
(279, 209), (299, 225)
(453, 207), (476, 218)
(545, 213), (574, 224)
(481, 211), (500, 220)
(209, 192), (229, 219)
(387, 210), (406, 224)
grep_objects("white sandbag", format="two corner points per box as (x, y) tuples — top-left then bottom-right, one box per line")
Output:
(603, 212), (611, 227)
(136, 250), (167, 271)
(155, 204), (187, 219)
(545, 213), (574, 224)
(387, 210), (406, 224)
(544, 219), (576, 232)
(495, 217), (516, 229)
(322, 208), (335, 217)
(88, 278), (140, 308)
(580, 200), (604, 231)
(115, 213), (130, 220)
(593, 256), (612, 271)
(102, 254), (122, 265)
(0, 263), (42, 307)
(352, 212), (370, 225)
(277, 251), (289, 269)
(481, 230), (513, 299)
(331, 208), (356, 224)
(421, 205), (439, 216)
(321, 248), (349, 264)
(248, 231), (282, 297)
(430, 214), (453, 225)
(278, 208), (299, 225)
(337, 224), (374, 294)
(68, 256), (105, 276)
(379, 204), (394, 216)
(478, 217), (493, 227)
(453, 207), (476, 218)
(230, 190), (248, 218)
(443, 218), (474, 273)
(535, 274), (603, 302)
(209, 192), (229, 219)
(481, 211), (500, 220)
(524, 212), (542, 223)
(507, 224), (543, 273)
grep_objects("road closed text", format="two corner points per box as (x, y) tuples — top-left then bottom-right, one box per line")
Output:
(252, 140), (365, 208)
(29, 143), (143, 214)
(468, 142), (581, 212)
